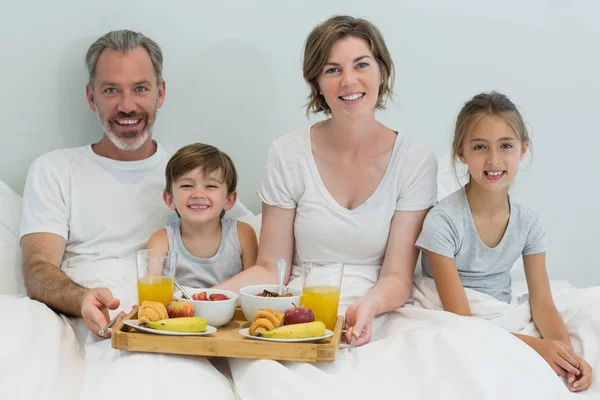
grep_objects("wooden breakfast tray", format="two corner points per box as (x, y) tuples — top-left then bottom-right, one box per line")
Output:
(111, 308), (343, 363)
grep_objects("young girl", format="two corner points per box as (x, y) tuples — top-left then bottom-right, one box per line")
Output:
(416, 91), (592, 392)
(147, 143), (258, 288)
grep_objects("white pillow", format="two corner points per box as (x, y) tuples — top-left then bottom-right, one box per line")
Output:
(0, 180), (25, 296)
(437, 152), (467, 201)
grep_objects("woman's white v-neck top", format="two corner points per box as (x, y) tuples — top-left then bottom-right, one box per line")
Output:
(258, 125), (438, 278)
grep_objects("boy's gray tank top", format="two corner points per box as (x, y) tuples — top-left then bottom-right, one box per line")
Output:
(165, 216), (243, 288)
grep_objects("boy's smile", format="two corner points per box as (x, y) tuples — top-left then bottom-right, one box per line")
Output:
(164, 167), (236, 223)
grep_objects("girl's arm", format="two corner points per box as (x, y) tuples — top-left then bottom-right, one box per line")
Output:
(427, 251), (472, 316)
(510, 252), (586, 382)
(523, 252), (571, 345)
(237, 221), (258, 270)
(214, 203), (295, 293)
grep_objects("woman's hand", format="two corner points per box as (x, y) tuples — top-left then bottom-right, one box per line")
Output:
(343, 298), (377, 347)
(567, 354), (592, 392)
(528, 337), (581, 378)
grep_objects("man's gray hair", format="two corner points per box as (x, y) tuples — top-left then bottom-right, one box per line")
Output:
(85, 29), (163, 88)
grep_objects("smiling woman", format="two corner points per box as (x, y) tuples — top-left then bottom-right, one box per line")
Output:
(302, 15), (394, 117)
(217, 14), (442, 398)
(227, 13), (438, 342)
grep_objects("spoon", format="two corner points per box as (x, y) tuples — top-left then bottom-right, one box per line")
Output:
(174, 279), (193, 300)
(277, 259), (286, 296)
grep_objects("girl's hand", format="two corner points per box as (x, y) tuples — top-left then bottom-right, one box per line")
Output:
(568, 355), (592, 392)
(529, 337), (581, 378)
(343, 298), (376, 347)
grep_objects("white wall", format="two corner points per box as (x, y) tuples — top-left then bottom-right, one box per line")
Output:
(1, 0), (598, 286)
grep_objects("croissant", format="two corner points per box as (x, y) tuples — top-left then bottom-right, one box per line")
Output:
(138, 301), (169, 324)
(249, 308), (285, 336)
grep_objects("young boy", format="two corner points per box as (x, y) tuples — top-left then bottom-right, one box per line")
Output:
(147, 143), (258, 288)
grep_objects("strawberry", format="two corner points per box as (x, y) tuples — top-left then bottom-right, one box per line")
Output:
(193, 291), (207, 301)
(209, 293), (229, 301)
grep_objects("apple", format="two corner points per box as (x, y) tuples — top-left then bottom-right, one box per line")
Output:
(166, 301), (195, 318)
(284, 307), (314, 325)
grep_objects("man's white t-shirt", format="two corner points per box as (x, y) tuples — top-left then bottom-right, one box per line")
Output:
(19, 142), (252, 272)
(258, 125), (438, 279)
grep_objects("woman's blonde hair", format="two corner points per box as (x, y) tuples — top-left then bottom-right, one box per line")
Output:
(452, 91), (531, 176)
(302, 15), (395, 116)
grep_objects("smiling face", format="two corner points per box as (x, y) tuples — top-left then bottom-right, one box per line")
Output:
(164, 168), (236, 224)
(459, 115), (528, 193)
(86, 46), (165, 152)
(317, 36), (382, 119)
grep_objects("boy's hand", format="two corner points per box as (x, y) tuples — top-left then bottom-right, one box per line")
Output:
(568, 355), (592, 392)
(529, 337), (581, 378)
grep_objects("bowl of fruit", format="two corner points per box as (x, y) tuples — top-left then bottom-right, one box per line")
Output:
(239, 284), (302, 322)
(173, 288), (238, 327)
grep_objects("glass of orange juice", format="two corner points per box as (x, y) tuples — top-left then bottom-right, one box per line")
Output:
(136, 249), (177, 307)
(301, 260), (344, 331)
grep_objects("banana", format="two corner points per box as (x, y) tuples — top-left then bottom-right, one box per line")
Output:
(260, 321), (326, 339)
(145, 317), (207, 333)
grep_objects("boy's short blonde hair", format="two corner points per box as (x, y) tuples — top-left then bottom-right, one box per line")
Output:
(165, 143), (237, 200)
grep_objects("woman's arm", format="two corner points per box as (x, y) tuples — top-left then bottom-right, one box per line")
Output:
(523, 252), (571, 346)
(237, 221), (258, 270)
(363, 209), (429, 316)
(214, 203), (295, 293)
(344, 209), (429, 345)
(427, 251), (472, 316)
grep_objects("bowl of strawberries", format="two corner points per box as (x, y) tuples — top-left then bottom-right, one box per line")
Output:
(173, 288), (238, 327)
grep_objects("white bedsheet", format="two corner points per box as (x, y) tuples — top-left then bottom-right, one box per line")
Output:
(2, 262), (599, 399)
(229, 271), (599, 400)
(1, 259), (235, 400)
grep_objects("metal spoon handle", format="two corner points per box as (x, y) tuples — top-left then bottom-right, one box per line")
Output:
(174, 279), (192, 300)
(277, 259), (286, 295)
(99, 311), (124, 336)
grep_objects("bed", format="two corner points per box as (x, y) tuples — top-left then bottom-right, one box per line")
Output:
(1, 176), (599, 400)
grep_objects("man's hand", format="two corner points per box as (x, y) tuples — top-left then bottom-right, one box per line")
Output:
(567, 354), (593, 392)
(81, 288), (120, 337)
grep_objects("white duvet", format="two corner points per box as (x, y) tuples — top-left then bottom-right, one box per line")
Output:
(2, 262), (599, 400)
(1, 259), (235, 400)
(229, 271), (600, 400)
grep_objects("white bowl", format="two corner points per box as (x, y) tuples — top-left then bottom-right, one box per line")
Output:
(239, 284), (302, 322)
(173, 288), (238, 327)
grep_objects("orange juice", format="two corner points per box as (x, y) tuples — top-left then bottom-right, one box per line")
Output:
(302, 285), (341, 330)
(137, 276), (174, 306)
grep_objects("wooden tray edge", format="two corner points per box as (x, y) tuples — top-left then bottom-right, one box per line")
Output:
(111, 309), (344, 362)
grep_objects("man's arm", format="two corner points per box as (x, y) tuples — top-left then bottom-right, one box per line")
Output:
(21, 233), (87, 316)
(21, 232), (121, 335)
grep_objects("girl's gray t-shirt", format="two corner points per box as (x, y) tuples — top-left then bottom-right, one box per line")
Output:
(165, 216), (243, 288)
(416, 187), (546, 302)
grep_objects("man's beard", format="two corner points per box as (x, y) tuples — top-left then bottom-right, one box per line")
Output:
(96, 103), (158, 152)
